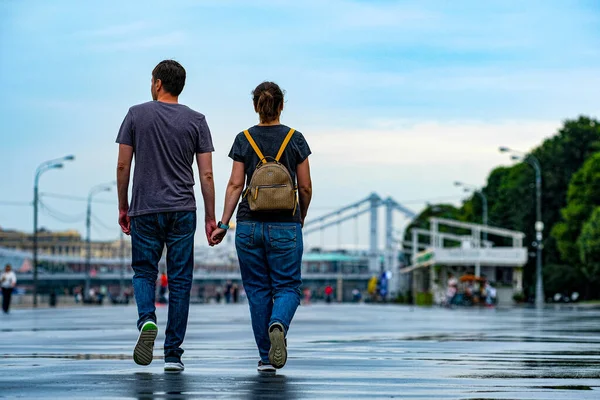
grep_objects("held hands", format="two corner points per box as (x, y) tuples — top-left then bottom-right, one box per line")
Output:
(210, 227), (227, 246)
(205, 219), (218, 247)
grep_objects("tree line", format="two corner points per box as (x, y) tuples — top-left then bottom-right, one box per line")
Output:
(405, 116), (600, 300)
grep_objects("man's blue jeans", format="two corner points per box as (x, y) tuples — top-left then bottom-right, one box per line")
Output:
(235, 221), (303, 363)
(130, 211), (196, 358)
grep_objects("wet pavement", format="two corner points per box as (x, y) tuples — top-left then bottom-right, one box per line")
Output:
(1, 303), (599, 399)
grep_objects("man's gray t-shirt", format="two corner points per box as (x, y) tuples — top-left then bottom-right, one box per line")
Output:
(116, 101), (214, 217)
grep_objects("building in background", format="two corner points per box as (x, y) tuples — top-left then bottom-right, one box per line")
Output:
(0, 227), (131, 259)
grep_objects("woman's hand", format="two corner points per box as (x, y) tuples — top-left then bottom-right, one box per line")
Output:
(210, 227), (227, 246)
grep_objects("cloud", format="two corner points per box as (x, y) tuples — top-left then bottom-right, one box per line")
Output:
(307, 120), (558, 167)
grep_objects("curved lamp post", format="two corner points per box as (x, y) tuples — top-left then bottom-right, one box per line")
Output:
(85, 182), (116, 300)
(33, 155), (75, 307)
(499, 146), (544, 308)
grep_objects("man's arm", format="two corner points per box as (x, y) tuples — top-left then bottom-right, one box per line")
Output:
(117, 144), (134, 235)
(297, 157), (312, 227)
(196, 152), (216, 244)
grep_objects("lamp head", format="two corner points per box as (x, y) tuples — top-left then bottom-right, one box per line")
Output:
(454, 181), (462, 187)
(511, 155), (521, 161)
(64, 155), (75, 161)
(499, 146), (510, 153)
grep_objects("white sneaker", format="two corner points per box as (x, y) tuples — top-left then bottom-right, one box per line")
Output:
(133, 321), (158, 366)
(257, 361), (276, 374)
(164, 356), (185, 374)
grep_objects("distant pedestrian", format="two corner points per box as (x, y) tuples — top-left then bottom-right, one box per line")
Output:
(158, 272), (168, 304)
(325, 285), (334, 304)
(225, 280), (233, 304)
(483, 280), (497, 306)
(232, 284), (239, 303)
(74, 286), (82, 304)
(378, 271), (388, 301)
(367, 276), (378, 302)
(1, 264), (17, 313)
(116, 60), (216, 373)
(446, 273), (458, 306)
(210, 81), (312, 374)
(303, 287), (312, 305)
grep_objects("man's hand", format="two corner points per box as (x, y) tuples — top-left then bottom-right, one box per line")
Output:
(119, 209), (131, 235)
(205, 219), (217, 246)
(210, 227), (227, 246)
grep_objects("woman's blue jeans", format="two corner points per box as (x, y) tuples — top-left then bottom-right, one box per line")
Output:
(235, 221), (303, 363)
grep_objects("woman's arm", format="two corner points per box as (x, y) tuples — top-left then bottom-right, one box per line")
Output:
(211, 161), (246, 244)
(297, 157), (312, 227)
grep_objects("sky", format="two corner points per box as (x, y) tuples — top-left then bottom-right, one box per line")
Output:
(1, 0), (599, 250)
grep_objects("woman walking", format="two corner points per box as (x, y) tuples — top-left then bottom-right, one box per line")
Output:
(211, 81), (312, 373)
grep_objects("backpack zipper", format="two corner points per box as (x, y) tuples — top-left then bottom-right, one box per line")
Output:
(254, 184), (288, 199)
(257, 184), (287, 189)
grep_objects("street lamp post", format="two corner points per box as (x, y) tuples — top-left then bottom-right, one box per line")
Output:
(33, 155), (75, 307)
(499, 146), (544, 308)
(85, 182), (115, 300)
(454, 181), (488, 243)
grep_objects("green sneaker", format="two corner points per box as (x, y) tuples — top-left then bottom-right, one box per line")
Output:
(133, 321), (158, 366)
(268, 323), (287, 369)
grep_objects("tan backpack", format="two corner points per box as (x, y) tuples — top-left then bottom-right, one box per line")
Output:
(243, 128), (297, 213)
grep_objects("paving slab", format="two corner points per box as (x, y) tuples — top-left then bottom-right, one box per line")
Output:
(1, 304), (599, 399)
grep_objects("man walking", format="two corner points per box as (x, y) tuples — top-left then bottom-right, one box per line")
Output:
(116, 60), (216, 373)
(1, 264), (17, 313)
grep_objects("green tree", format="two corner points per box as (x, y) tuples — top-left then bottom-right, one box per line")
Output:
(552, 152), (600, 265)
(577, 207), (600, 296)
(460, 116), (600, 296)
(533, 116), (600, 268)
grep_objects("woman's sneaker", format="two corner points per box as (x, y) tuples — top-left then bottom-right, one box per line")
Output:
(257, 361), (276, 374)
(164, 355), (185, 374)
(268, 323), (287, 369)
(133, 321), (158, 366)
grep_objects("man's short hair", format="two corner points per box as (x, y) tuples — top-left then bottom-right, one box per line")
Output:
(152, 60), (186, 96)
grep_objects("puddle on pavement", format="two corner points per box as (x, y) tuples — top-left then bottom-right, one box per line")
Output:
(1, 353), (140, 360)
(538, 385), (593, 390)
(457, 372), (600, 379)
(310, 333), (600, 344)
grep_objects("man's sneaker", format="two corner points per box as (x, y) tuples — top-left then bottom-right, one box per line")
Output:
(133, 321), (158, 366)
(164, 355), (185, 374)
(257, 361), (276, 374)
(268, 322), (287, 369)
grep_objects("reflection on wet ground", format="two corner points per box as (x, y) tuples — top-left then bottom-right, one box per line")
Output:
(1, 304), (599, 399)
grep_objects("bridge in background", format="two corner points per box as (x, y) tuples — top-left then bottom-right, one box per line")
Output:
(303, 192), (417, 296)
(1, 192), (528, 303)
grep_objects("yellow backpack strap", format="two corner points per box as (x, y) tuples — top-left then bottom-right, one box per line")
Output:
(275, 128), (296, 162)
(243, 129), (266, 164)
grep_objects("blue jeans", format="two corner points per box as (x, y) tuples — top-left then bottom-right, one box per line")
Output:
(130, 211), (196, 358)
(235, 221), (303, 363)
